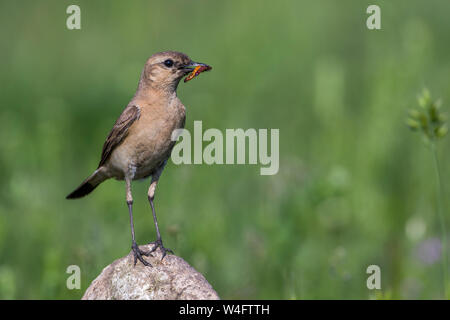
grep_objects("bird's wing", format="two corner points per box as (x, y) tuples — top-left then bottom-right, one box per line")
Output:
(98, 104), (141, 167)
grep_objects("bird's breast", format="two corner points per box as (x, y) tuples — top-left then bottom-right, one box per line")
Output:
(109, 102), (186, 180)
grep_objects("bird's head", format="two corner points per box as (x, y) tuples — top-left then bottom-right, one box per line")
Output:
(139, 51), (211, 93)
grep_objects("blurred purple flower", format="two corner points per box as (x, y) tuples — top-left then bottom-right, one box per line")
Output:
(416, 238), (442, 265)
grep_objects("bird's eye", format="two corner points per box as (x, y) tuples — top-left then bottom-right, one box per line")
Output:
(163, 59), (174, 68)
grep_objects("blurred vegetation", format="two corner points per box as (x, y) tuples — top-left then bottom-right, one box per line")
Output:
(0, 0), (450, 299)
(407, 89), (449, 298)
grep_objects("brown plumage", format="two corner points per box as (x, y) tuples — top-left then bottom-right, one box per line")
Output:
(99, 105), (141, 167)
(66, 51), (211, 266)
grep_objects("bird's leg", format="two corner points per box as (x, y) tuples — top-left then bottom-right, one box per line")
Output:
(126, 177), (152, 267)
(147, 170), (173, 260)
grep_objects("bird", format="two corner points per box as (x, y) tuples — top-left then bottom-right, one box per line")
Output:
(66, 51), (212, 267)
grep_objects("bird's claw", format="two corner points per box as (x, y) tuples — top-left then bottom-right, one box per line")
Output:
(148, 238), (173, 261)
(132, 241), (152, 267)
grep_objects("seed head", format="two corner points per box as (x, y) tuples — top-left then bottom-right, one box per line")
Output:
(407, 89), (447, 141)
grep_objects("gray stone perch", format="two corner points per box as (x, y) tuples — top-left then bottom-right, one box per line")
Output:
(82, 244), (220, 300)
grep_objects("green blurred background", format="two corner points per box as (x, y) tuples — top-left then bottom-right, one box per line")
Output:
(0, 0), (450, 299)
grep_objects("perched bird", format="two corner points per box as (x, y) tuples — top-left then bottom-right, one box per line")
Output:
(66, 51), (212, 266)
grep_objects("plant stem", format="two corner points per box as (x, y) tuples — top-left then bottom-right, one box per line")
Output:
(431, 142), (449, 299)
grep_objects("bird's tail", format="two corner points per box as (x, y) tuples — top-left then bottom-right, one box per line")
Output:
(66, 168), (108, 199)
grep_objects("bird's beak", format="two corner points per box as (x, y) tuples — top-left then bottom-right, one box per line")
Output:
(181, 61), (212, 83)
(181, 61), (212, 74)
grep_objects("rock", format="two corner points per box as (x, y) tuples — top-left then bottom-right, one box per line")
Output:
(82, 244), (220, 300)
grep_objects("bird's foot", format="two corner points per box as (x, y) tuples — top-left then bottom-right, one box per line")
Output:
(148, 238), (174, 261)
(131, 241), (152, 267)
